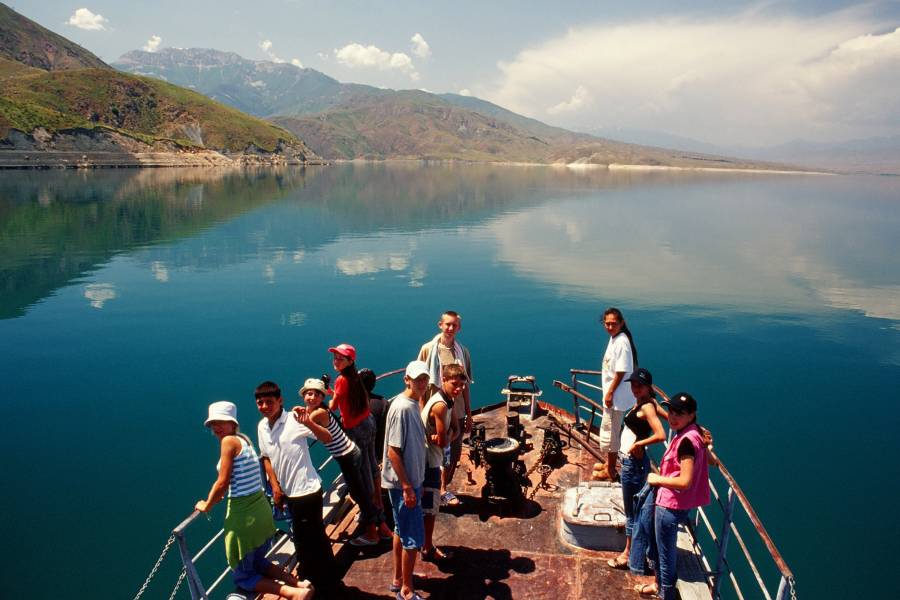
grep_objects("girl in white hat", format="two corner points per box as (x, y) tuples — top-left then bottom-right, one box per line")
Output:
(196, 401), (312, 600)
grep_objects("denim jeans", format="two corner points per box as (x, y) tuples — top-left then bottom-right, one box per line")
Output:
(619, 451), (650, 537)
(336, 447), (378, 527)
(628, 483), (657, 576)
(655, 505), (690, 600)
(346, 414), (386, 524)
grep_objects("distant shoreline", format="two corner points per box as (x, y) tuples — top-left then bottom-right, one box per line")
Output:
(0, 152), (826, 174)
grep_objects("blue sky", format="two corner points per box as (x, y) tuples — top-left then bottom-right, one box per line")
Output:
(10, 1), (900, 146)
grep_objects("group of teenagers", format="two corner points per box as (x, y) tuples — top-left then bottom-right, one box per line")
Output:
(194, 310), (473, 600)
(595, 308), (712, 600)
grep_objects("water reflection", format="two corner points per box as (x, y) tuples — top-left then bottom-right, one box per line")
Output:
(2, 164), (898, 325)
(488, 175), (900, 322)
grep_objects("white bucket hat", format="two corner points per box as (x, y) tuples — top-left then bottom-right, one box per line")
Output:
(205, 401), (239, 427)
(299, 378), (327, 397)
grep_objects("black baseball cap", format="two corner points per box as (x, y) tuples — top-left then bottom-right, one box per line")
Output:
(663, 392), (697, 414)
(625, 368), (653, 387)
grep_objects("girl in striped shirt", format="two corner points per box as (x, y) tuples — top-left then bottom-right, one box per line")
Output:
(195, 401), (312, 599)
(295, 378), (394, 546)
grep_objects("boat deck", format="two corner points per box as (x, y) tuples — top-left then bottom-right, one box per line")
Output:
(261, 401), (709, 599)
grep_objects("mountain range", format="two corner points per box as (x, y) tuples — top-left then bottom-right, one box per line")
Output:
(0, 3), (316, 167)
(585, 126), (900, 175)
(0, 3), (818, 172)
(114, 47), (794, 170)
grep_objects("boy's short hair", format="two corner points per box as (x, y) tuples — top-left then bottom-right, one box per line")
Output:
(254, 381), (281, 399)
(442, 363), (467, 381)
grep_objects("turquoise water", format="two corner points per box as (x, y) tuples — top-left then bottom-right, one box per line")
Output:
(1, 164), (897, 599)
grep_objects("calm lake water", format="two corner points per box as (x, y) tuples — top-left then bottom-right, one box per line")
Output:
(1, 163), (898, 599)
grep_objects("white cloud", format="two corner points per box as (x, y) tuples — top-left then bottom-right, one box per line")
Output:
(485, 13), (900, 146)
(67, 8), (108, 31)
(259, 39), (285, 63)
(291, 58), (304, 68)
(547, 84), (590, 115)
(150, 261), (169, 283)
(317, 52), (329, 61)
(411, 33), (431, 59)
(459, 88), (472, 96)
(143, 35), (162, 53)
(84, 283), (116, 309)
(334, 42), (419, 79)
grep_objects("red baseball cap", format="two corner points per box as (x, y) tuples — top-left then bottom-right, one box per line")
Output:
(328, 343), (357, 361)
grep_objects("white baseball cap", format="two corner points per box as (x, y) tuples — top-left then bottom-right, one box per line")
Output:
(405, 360), (430, 380)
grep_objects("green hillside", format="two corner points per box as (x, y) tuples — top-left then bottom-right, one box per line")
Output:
(0, 4), (315, 159)
(0, 62), (310, 152)
(0, 3), (108, 70)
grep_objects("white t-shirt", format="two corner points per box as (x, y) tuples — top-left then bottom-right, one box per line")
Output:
(257, 409), (321, 498)
(602, 333), (636, 411)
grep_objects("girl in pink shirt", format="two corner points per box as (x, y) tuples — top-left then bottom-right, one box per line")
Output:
(636, 392), (710, 600)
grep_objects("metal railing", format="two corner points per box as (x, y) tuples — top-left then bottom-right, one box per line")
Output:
(562, 369), (796, 600)
(172, 457), (342, 600)
(169, 368), (408, 600)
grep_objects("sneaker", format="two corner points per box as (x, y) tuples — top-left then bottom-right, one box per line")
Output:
(349, 534), (379, 547)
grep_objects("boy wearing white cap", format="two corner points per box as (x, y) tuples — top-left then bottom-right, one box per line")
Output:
(381, 361), (430, 600)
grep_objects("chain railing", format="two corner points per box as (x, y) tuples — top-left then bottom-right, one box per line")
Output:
(564, 368), (796, 600)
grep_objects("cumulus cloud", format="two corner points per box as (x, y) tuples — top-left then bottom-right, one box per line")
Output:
(334, 42), (419, 80)
(259, 39), (284, 63)
(411, 33), (431, 59)
(291, 58), (304, 68)
(143, 35), (162, 53)
(67, 8), (108, 31)
(547, 84), (590, 115)
(459, 88), (472, 96)
(485, 13), (900, 146)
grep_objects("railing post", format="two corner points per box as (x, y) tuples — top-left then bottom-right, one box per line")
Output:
(175, 531), (209, 600)
(712, 488), (737, 599)
(570, 371), (580, 428)
(776, 575), (792, 600)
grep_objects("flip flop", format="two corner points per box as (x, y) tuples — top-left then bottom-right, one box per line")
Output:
(634, 583), (658, 597)
(422, 547), (453, 562)
(440, 491), (460, 506)
(396, 592), (424, 600)
(389, 582), (401, 593)
(607, 556), (628, 570)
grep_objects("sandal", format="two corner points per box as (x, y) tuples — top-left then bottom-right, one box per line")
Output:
(634, 582), (658, 597)
(607, 556), (628, 569)
(422, 547), (453, 562)
(440, 491), (460, 506)
(389, 582), (401, 593)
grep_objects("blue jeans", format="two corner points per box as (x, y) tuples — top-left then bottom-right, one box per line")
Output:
(628, 483), (657, 576)
(619, 451), (650, 537)
(346, 415), (386, 525)
(655, 505), (690, 600)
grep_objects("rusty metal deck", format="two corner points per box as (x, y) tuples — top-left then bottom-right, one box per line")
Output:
(329, 403), (648, 600)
